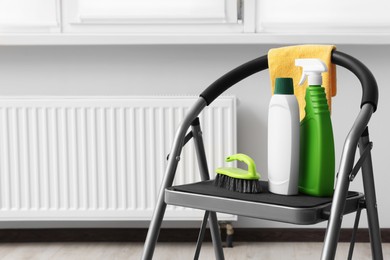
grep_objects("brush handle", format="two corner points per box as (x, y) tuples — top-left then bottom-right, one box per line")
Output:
(226, 154), (258, 179)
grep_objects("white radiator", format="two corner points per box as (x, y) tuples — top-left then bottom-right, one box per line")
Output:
(0, 96), (236, 221)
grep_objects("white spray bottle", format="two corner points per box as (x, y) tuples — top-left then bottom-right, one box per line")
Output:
(268, 78), (300, 195)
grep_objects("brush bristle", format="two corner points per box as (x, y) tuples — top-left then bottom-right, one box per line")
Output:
(214, 174), (262, 193)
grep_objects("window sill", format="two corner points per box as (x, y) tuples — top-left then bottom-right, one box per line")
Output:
(1, 33), (390, 45)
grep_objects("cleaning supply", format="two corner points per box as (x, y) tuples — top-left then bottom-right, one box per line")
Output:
(268, 78), (300, 195)
(268, 45), (337, 121)
(296, 58), (335, 197)
(214, 153), (261, 193)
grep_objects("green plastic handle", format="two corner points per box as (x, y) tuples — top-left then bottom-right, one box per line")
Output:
(225, 153), (258, 179)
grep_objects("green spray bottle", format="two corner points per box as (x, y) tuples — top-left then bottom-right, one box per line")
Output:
(295, 59), (335, 197)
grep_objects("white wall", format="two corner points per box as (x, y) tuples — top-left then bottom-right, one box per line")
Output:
(0, 45), (388, 229)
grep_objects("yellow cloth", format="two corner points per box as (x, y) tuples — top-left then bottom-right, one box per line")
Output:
(268, 45), (337, 121)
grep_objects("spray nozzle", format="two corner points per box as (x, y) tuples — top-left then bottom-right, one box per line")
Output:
(295, 59), (327, 86)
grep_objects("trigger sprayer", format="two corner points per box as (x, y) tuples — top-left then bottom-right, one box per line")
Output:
(295, 58), (335, 197)
(296, 58), (328, 86)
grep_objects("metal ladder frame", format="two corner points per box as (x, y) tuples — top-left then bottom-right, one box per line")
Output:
(141, 50), (383, 259)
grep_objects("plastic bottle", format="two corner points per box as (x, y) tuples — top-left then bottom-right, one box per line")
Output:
(295, 59), (335, 197)
(268, 78), (300, 195)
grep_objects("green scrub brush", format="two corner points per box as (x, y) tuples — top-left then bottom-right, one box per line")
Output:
(214, 153), (262, 193)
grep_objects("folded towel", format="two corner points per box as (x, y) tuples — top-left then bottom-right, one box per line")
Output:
(268, 45), (337, 121)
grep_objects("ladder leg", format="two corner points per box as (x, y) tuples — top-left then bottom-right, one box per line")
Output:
(194, 211), (210, 260)
(142, 121), (191, 259)
(208, 212), (224, 260)
(142, 99), (207, 260)
(348, 204), (362, 260)
(358, 128), (383, 260)
(141, 158), (181, 260)
(321, 170), (350, 260)
(321, 106), (373, 260)
(191, 119), (225, 260)
(142, 198), (167, 260)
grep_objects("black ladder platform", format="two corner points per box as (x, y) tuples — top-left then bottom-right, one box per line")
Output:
(165, 181), (363, 225)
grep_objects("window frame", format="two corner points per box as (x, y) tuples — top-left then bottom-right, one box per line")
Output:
(62, 0), (256, 34)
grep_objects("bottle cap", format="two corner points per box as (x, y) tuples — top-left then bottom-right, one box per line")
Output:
(274, 78), (294, 95)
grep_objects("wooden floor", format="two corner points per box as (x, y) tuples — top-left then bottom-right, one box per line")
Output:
(0, 242), (388, 259)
